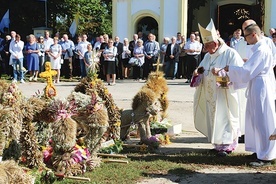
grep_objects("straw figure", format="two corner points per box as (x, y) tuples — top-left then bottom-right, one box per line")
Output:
(120, 71), (169, 144)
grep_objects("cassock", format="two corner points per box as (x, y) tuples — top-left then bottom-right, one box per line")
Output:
(228, 39), (276, 161)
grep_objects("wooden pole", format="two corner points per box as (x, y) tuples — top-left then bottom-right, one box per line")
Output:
(123, 144), (148, 148)
(97, 153), (127, 158)
(55, 174), (91, 181)
(156, 57), (160, 71)
(102, 159), (129, 164)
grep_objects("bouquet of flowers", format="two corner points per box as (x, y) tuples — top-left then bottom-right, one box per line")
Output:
(150, 118), (172, 135)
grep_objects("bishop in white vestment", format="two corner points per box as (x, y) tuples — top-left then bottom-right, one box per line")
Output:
(193, 19), (245, 156)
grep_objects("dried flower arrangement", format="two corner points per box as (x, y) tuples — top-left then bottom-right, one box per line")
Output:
(74, 75), (121, 140)
(0, 160), (34, 184)
(0, 74), (112, 180)
(0, 81), (24, 156)
(0, 68), (168, 181)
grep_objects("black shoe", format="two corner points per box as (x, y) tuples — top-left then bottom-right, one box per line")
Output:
(217, 150), (232, 157)
(249, 159), (271, 167)
(208, 148), (218, 154)
(246, 153), (257, 159)
(238, 135), (245, 143)
(172, 77), (176, 80)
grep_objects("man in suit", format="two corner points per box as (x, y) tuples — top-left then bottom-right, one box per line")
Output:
(165, 36), (180, 79)
(114, 36), (124, 79)
(129, 34), (138, 57)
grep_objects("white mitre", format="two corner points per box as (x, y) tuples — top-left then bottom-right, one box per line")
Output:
(198, 19), (219, 44)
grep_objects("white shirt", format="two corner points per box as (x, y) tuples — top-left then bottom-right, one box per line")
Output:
(78, 41), (90, 59)
(44, 37), (54, 51)
(93, 41), (101, 50)
(184, 40), (202, 55)
(171, 43), (175, 55)
(9, 40), (24, 59)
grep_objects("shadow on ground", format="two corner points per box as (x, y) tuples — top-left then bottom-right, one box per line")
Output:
(139, 169), (276, 184)
(171, 136), (208, 143)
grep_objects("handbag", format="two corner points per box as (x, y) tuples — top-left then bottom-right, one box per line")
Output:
(128, 57), (140, 66)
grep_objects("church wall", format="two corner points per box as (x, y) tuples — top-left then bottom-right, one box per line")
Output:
(112, 1), (129, 40)
(162, 0), (181, 38)
(131, 0), (160, 15)
(264, 0), (276, 35)
(112, 0), (188, 43)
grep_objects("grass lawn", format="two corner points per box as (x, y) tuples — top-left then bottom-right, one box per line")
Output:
(54, 150), (276, 184)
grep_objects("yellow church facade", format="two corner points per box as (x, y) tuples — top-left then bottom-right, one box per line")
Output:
(112, 0), (276, 42)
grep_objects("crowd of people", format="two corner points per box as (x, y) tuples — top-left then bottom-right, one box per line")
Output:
(1, 24), (275, 85)
(0, 29), (205, 85)
(0, 19), (276, 167)
(0, 31), (74, 83)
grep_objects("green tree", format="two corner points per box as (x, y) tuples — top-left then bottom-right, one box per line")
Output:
(52, 0), (112, 39)
(187, 0), (207, 34)
(0, 0), (111, 40)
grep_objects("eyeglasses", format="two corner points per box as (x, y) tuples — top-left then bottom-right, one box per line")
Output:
(244, 32), (253, 39)
(244, 23), (257, 31)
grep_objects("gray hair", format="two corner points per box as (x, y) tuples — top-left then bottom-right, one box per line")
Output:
(137, 39), (143, 44)
(164, 37), (170, 42)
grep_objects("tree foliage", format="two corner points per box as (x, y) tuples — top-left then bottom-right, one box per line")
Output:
(0, 0), (112, 40)
(187, 0), (208, 34)
(54, 0), (112, 38)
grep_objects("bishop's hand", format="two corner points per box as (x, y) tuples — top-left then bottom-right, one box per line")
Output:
(211, 67), (221, 76)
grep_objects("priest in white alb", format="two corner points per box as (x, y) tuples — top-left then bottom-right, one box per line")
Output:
(225, 24), (276, 167)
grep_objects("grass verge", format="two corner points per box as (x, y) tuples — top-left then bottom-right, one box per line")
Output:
(54, 150), (276, 184)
